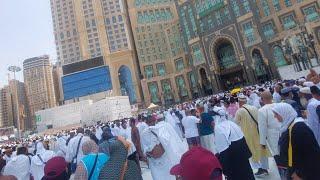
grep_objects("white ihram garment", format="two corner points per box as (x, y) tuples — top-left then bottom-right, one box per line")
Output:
(65, 133), (91, 164)
(119, 127), (136, 156)
(258, 104), (281, 156)
(141, 121), (188, 180)
(165, 112), (183, 139)
(3, 155), (30, 180)
(30, 143), (56, 180)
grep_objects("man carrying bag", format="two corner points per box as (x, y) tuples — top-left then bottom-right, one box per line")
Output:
(65, 128), (90, 174)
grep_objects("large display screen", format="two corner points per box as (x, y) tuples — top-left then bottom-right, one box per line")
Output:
(62, 66), (113, 100)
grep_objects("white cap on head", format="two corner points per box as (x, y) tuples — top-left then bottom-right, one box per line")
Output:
(300, 87), (311, 94)
(298, 78), (306, 83)
(238, 93), (247, 102)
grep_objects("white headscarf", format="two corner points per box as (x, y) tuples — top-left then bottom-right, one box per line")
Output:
(272, 103), (298, 133)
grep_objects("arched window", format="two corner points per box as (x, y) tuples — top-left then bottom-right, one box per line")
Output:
(252, 49), (267, 76)
(216, 42), (239, 70)
(118, 66), (137, 104)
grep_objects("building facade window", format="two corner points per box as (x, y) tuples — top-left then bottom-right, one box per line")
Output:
(156, 63), (166, 76)
(175, 58), (185, 71)
(161, 80), (173, 101)
(303, 6), (319, 22)
(188, 72), (198, 90)
(272, 0), (281, 11)
(284, 0), (292, 7)
(144, 65), (154, 79)
(262, 22), (275, 40)
(137, 8), (173, 24)
(242, 0), (251, 13)
(261, 0), (270, 16)
(175, 75), (188, 97)
(191, 43), (205, 65)
(231, 0), (240, 17)
(242, 21), (255, 45)
(273, 46), (288, 67)
(148, 82), (160, 103)
(282, 14), (296, 30)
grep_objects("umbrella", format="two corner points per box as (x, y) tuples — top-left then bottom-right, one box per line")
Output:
(230, 88), (241, 95)
(147, 103), (159, 109)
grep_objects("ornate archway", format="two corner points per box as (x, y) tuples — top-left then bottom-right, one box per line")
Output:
(210, 37), (244, 90)
(118, 65), (137, 104)
(199, 67), (212, 95)
(209, 35), (243, 71)
(252, 49), (269, 82)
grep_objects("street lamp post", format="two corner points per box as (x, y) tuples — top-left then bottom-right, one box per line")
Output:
(8, 65), (22, 139)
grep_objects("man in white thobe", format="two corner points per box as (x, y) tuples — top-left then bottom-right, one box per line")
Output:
(308, 86), (320, 146)
(119, 120), (137, 157)
(65, 128), (91, 166)
(258, 91), (281, 166)
(165, 111), (183, 139)
(141, 114), (187, 180)
(273, 84), (282, 103)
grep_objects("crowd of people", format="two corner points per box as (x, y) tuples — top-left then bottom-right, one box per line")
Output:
(1, 69), (320, 180)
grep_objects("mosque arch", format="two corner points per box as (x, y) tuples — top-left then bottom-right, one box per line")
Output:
(118, 65), (137, 104)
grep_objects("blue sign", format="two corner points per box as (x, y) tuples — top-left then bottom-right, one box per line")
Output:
(62, 66), (113, 100)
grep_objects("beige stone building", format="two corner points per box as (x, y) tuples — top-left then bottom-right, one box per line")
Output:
(0, 86), (14, 128)
(256, 0), (320, 66)
(52, 62), (63, 105)
(175, 0), (319, 91)
(50, 0), (143, 105)
(8, 80), (33, 131)
(23, 55), (56, 124)
(127, 0), (194, 106)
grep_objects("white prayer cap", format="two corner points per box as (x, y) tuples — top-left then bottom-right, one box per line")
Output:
(156, 113), (164, 120)
(238, 93), (247, 102)
(298, 78), (306, 83)
(299, 87), (311, 94)
(213, 106), (226, 116)
(303, 81), (315, 87)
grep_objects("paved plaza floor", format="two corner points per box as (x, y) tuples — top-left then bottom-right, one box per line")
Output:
(141, 158), (281, 180)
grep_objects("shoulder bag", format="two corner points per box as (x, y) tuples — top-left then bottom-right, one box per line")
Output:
(88, 154), (99, 180)
(242, 106), (259, 134)
(70, 136), (83, 173)
(37, 154), (46, 164)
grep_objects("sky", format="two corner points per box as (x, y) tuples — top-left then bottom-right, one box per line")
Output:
(0, 0), (56, 87)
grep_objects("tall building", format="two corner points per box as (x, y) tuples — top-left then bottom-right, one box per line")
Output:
(176, 0), (319, 90)
(8, 80), (33, 131)
(50, 0), (142, 105)
(52, 62), (63, 105)
(23, 55), (56, 123)
(0, 86), (14, 128)
(127, 0), (194, 105)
